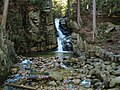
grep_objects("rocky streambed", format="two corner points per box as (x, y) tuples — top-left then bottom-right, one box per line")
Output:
(2, 56), (120, 90)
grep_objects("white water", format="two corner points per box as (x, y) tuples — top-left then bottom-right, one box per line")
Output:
(55, 19), (65, 52)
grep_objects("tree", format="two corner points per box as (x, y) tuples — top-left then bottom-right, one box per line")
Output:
(1, 0), (9, 30)
(77, 0), (81, 27)
(50, 0), (52, 11)
(1, 0), (9, 52)
(68, 0), (70, 17)
(92, 0), (97, 41)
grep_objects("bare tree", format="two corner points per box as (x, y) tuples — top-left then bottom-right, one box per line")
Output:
(1, 0), (9, 30)
(1, 0), (9, 48)
(77, 0), (81, 27)
(68, 0), (70, 17)
(92, 0), (97, 41)
(50, 0), (52, 11)
(0, 0), (9, 67)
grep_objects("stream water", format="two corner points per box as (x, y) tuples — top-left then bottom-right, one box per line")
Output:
(55, 18), (65, 52)
(3, 18), (73, 90)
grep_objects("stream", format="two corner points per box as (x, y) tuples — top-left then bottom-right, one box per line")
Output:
(3, 18), (74, 90)
(2, 18), (120, 89)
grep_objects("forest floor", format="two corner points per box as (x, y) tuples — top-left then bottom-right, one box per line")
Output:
(79, 14), (120, 54)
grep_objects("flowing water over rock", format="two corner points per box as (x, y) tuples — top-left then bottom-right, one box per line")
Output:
(2, 18), (120, 90)
(55, 18), (65, 52)
(3, 56), (120, 90)
(55, 18), (73, 52)
(3, 18), (74, 90)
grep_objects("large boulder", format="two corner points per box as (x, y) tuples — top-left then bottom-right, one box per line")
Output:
(110, 76), (120, 87)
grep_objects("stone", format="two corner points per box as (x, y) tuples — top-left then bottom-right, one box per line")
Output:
(72, 79), (80, 85)
(114, 55), (120, 61)
(49, 71), (63, 81)
(94, 46), (101, 57)
(111, 62), (117, 69)
(115, 25), (120, 30)
(100, 22), (116, 33)
(94, 82), (102, 89)
(105, 52), (114, 61)
(108, 88), (120, 90)
(87, 65), (94, 70)
(92, 79), (100, 84)
(48, 81), (57, 86)
(10, 68), (18, 75)
(110, 76), (120, 87)
(78, 55), (86, 61)
(113, 69), (120, 76)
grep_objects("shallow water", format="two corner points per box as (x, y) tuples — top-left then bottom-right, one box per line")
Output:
(25, 51), (73, 58)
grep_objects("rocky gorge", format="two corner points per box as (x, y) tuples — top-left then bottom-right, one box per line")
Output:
(0, 0), (120, 90)
(2, 17), (120, 90)
(3, 55), (120, 90)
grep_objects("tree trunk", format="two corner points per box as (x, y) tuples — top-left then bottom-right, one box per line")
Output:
(92, 0), (97, 41)
(1, 0), (9, 30)
(77, 0), (81, 27)
(1, 0), (9, 48)
(50, 0), (52, 11)
(68, 0), (70, 17)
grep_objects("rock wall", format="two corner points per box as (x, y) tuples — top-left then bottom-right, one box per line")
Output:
(67, 18), (120, 61)
(0, 26), (16, 84)
(71, 32), (120, 61)
(7, 2), (57, 53)
(28, 10), (57, 52)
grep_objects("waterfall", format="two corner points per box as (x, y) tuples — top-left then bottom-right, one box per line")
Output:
(55, 19), (65, 52)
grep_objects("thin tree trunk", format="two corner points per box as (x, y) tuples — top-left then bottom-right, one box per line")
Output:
(92, 0), (97, 41)
(68, 0), (70, 17)
(1, 0), (9, 50)
(50, 0), (52, 11)
(1, 0), (9, 30)
(77, 0), (81, 27)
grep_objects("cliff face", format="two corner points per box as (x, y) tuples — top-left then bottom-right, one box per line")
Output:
(7, 1), (57, 53)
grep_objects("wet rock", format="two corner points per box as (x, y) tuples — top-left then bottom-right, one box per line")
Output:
(72, 79), (80, 85)
(10, 68), (18, 75)
(78, 55), (86, 61)
(79, 87), (93, 90)
(110, 76), (120, 87)
(115, 25), (120, 30)
(87, 65), (94, 70)
(92, 79), (100, 84)
(114, 55), (120, 61)
(111, 62), (117, 69)
(104, 61), (111, 65)
(80, 80), (91, 88)
(67, 84), (73, 89)
(106, 65), (113, 72)
(94, 82), (102, 89)
(49, 71), (63, 81)
(48, 81), (57, 86)
(108, 88), (120, 90)
(111, 70), (120, 76)
(89, 68), (104, 81)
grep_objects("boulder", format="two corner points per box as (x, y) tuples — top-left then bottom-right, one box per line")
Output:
(72, 79), (80, 85)
(49, 71), (63, 81)
(48, 81), (57, 86)
(110, 76), (120, 87)
(99, 22), (116, 34)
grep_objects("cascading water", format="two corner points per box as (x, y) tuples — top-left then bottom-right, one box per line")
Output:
(55, 19), (65, 52)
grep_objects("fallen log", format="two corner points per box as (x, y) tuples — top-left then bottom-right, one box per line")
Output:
(5, 83), (36, 90)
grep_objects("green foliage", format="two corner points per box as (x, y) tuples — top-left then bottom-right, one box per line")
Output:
(53, 0), (68, 17)
(96, 0), (120, 15)
(27, 0), (47, 9)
